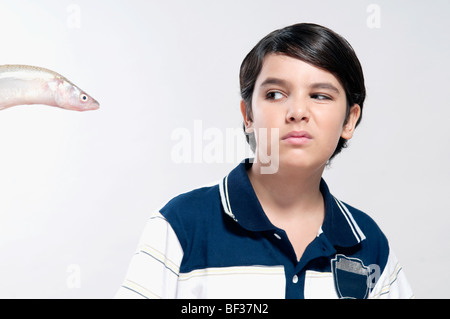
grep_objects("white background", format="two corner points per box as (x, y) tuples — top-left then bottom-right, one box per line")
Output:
(0, 0), (448, 298)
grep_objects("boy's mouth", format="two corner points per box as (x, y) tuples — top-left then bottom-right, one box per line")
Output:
(281, 130), (312, 145)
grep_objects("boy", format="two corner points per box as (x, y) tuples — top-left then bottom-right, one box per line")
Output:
(116, 23), (413, 299)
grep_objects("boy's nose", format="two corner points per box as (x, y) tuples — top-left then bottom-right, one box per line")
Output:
(286, 101), (310, 123)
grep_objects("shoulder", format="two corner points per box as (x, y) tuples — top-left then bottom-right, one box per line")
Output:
(341, 201), (387, 243)
(339, 200), (390, 270)
(333, 201), (414, 298)
(160, 181), (221, 220)
(158, 181), (223, 245)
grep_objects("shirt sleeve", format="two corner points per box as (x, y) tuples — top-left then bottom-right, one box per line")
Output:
(114, 212), (184, 299)
(369, 249), (414, 299)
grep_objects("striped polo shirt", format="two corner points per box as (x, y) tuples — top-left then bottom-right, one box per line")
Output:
(116, 159), (413, 299)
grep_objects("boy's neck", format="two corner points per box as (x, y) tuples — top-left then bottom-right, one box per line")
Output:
(248, 160), (325, 218)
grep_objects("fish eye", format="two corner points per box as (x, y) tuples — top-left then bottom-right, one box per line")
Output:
(80, 93), (89, 102)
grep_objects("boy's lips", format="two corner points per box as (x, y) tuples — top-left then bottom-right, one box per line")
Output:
(281, 130), (312, 145)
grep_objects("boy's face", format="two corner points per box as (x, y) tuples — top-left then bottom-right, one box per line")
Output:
(241, 53), (360, 172)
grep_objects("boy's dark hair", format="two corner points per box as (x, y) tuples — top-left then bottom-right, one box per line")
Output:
(239, 23), (366, 161)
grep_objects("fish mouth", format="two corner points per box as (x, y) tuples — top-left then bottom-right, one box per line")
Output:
(69, 104), (99, 112)
(81, 100), (100, 111)
(88, 102), (100, 110)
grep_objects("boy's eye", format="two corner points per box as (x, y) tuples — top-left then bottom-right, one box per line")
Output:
(266, 91), (284, 100)
(311, 94), (332, 101)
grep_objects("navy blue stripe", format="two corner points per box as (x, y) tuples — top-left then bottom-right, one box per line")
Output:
(140, 250), (179, 277)
(120, 285), (150, 299)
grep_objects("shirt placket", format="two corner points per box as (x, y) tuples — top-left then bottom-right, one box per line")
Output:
(270, 228), (336, 299)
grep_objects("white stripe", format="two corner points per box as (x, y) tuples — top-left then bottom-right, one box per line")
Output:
(317, 226), (324, 236)
(219, 175), (237, 221)
(334, 197), (366, 242)
(115, 212), (184, 299)
(336, 199), (366, 241)
(369, 250), (414, 299)
(177, 265), (286, 298)
(304, 271), (338, 299)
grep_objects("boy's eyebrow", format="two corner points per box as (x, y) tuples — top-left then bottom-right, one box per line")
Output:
(259, 77), (289, 88)
(259, 78), (341, 95)
(309, 82), (340, 94)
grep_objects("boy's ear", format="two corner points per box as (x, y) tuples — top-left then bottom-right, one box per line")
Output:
(341, 104), (361, 140)
(240, 100), (254, 133)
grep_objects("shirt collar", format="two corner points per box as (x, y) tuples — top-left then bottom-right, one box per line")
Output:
(219, 159), (366, 248)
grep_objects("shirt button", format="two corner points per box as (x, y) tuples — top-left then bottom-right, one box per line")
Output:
(292, 275), (298, 284)
(274, 233), (282, 240)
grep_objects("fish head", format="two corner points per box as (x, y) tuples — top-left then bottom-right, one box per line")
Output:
(57, 81), (100, 111)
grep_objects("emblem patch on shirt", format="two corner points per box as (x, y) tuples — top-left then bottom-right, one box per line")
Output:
(331, 254), (370, 299)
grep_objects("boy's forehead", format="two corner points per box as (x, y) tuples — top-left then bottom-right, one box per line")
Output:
(256, 53), (343, 90)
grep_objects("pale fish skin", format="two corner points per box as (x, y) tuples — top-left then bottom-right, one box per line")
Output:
(0, 65), (99, 111)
